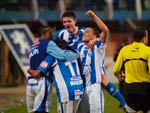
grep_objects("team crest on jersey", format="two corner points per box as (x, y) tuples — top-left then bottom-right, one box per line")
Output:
(40, 61), (48, 68)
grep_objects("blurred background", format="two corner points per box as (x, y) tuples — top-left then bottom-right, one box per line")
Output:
(0, 0), (150, 86)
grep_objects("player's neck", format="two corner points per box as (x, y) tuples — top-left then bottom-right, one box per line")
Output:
(69, 26), (78, 34)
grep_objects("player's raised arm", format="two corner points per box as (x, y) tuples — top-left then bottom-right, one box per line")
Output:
(85, 10), (110, 43)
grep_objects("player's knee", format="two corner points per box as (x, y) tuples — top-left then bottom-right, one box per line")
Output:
(101, 75), (108, 86)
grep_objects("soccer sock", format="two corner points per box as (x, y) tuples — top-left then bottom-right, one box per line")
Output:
(105, 82), (126, 107)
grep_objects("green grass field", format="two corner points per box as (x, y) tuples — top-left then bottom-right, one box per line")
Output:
(3, 89), (125, 113)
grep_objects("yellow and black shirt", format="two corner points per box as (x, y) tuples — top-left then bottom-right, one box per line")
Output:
(113, 42), (150, 83)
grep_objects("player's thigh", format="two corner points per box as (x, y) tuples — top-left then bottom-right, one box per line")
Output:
(26, 78), (38, 112)
(86, 83), (104, 113)
(26, 90), (35, 112)
(34, 77), (52, 112)
(46, 80), (53, 111)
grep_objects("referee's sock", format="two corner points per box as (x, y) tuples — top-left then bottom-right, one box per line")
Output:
(105, 82), (126, 107)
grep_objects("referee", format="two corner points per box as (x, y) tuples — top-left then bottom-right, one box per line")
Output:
(113, 27), (150, 113)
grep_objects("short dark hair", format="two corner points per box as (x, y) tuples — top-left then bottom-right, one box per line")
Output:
(133, 27), (147, 42)
(55, 38), (76, 52)
(38, 25), (53, 36)
(55, 38), (68, 50)
(62, 11), (76, 20)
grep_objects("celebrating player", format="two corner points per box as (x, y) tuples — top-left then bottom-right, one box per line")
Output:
(28, 39), (85, 113)
(26, 26), (53, 113)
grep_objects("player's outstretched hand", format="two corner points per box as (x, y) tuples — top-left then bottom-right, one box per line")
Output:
(27, 69), (41, 79)
(87, 38), (97, 50)
(85, 10), (95, 18)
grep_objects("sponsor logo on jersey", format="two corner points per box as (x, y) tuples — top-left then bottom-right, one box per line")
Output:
(40, 61), (48, 68)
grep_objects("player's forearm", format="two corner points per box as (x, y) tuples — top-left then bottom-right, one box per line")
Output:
(27, 69), (41, 78)
(94, 15), (110, 43)
(47, 41), (78, 61)
(85, 10), (110, 42)
(85, 10), (109, 33)
(91, 12), (109, 35)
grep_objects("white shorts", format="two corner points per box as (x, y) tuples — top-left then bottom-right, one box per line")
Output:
(58, 99), (81, 113)
(26, 77), (52, 113)
(86, 83), (104, 113)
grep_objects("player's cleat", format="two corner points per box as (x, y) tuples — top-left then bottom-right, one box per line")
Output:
(123, 104), (136, 113)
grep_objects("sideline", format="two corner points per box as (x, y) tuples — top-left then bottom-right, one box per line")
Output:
(0, 84), (26, 94)
(0, 84), (26, 111)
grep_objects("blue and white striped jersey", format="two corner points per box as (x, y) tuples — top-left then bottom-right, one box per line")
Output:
(53, 26), (86, 49)
(37, 55), (84, 103)
(77, 40), (106, 85)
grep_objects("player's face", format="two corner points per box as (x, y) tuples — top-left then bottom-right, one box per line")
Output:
(62, 17), (76, 34)
(82, 28), (95, 42)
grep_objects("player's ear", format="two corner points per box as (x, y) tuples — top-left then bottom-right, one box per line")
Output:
(74, 19), (77, 24)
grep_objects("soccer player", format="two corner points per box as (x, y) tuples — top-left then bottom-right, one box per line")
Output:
(28, 39), (85, 113)
(75, 10), (108, 113)
(27, 26), (53, 113)
(76, 10), (127, 113)
(113, 28), (150, 113)
(27, 25), (79, 113)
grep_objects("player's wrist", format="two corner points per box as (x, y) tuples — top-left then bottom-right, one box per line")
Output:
(90, 13), (95, 18)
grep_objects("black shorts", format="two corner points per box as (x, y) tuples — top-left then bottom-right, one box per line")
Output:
(124, 82), (150, 112)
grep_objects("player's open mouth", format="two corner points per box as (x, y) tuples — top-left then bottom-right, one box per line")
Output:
(66, 26), (70, 29)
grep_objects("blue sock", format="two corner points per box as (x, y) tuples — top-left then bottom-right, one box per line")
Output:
(105, 82), (126, 107)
